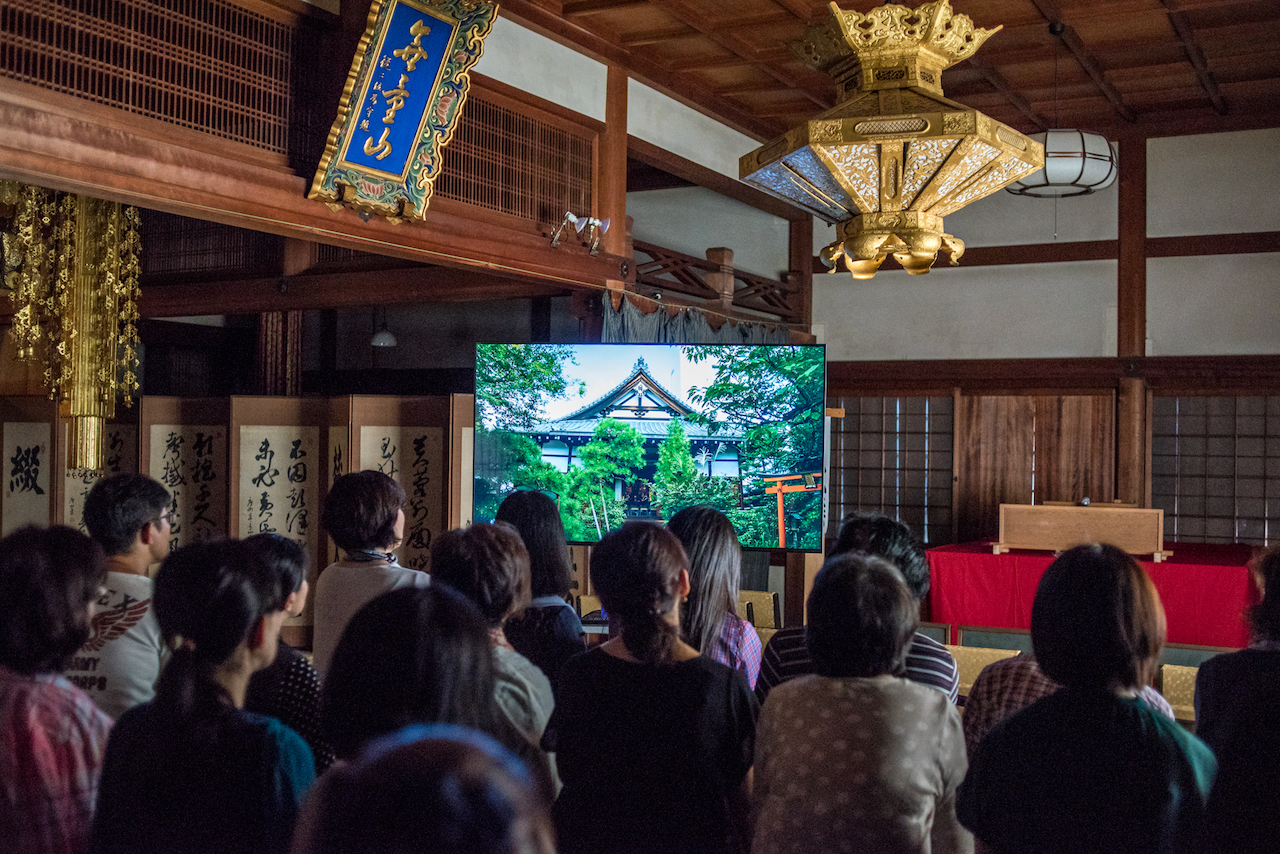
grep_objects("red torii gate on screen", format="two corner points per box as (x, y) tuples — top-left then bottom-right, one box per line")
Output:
(762, 472), (822, 548)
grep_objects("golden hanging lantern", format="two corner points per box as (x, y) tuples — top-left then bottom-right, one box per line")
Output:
(740, 1), (1045, 278)
(1, 182), (141, 471)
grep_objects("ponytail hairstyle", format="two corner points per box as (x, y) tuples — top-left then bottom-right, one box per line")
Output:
(1248, 547), (1280, 643)
(152, 540), (276, 734)
(666, 506), (742, 667)
(590, 522), (688, 665)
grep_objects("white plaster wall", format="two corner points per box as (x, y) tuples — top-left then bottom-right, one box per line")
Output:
(1148, 129), (1280, 238)
(813, 260), (1118, 361)
(473, 17), (607, 122)
(1147, 253), (1280, 356)
(628, 187), (791, 279)
(627, 80), (762, 179)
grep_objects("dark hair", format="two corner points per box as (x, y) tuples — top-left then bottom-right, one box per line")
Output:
(321, 586), (499, 760)
(806, 552), (918, 678)
(832, 512), (930, 601)
(590, 521), (688, 665)
(294, 726), (555, 854)
(1031, 543), (1166, 691)
(152, 541), (277, 726)
(496, 491), (574, 599)
(0, 525), (105, 675)
(1248, 547), (1280, 642)
(243, 533), (308, 611)
(429, 523), (531, 628)
(667, 506), (742, 667)
(82, 473), (170, 556)
(321, 471), (405, 553)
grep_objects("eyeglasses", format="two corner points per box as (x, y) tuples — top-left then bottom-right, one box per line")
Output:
(150, 511), (171, 528)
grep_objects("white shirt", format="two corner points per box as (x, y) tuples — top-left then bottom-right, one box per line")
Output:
(311, 560), (430, 681)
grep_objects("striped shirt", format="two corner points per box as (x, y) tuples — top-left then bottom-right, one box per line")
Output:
(756, 625), (960, 705)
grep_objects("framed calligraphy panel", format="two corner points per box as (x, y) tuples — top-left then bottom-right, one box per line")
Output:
(149, 424), (227, 552)
(238, 426), (320, 560)
(64, 423), (137, 534)
(359, 425), (443, 571)
(2, 421), (52, 534)
(309, 0), (498, 222)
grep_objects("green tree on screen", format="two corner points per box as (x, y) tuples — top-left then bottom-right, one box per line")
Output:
(475, 343), (581, 431)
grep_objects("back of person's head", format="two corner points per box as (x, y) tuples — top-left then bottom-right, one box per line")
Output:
(495, 490), (573, 600)
(0, 525), (105, 675)
(322, 585), (497, 761)
(666, 505), (742, 662)
(82, 472), (170, 556)
(429, 523), (531, 628)
(1248, 546), (1280, 642)
(243, 533), (307, 611)
(832, 512), (930, 601)
(321, 470), (405, 553)
(152, 540), (276, 720)
(292, 725), (555, 854)
(590, 521), (688, 665)
(1031, 543), (1166, 691)
(806, 552), (918, 678)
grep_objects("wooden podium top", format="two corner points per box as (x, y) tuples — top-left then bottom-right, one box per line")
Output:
(996, 503), (1169, 560)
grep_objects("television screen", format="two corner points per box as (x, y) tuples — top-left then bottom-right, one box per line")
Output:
(473, 343), (826, 551)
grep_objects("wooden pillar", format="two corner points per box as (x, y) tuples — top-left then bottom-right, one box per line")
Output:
(788, 217), (814, 329)
(705, 247), (735, 316)
(255, 310), (302, 396)
(570, 291), (604, 342)
(599, 65), (629, 269)
(1117, 135), (1148, 505)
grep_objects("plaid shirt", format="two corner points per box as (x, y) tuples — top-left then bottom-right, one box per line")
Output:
(707, 612), (762, 689)
(963, 652), (1176, 758)
(0, 665), (112, 854)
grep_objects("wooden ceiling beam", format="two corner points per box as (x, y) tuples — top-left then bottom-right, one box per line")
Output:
(767, 0), (821, 24)
(1160, 0), (1229, 115)
(563, 0), (647, 15)
(621, 25), (694, 47)
(1027, 0), (1137, 122)
(964, 53), (1050, 132)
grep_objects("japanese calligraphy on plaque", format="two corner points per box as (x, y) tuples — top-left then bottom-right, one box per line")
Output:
(308, 0), (497, 223)
(360, 426), (442, 571)
(65, 425), (138, 533)
(3, 421), (51, 534)
(239, 427), (320, 561)
(150, 425), (227, 551)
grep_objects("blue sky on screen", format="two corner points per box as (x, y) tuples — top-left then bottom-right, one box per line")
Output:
(538, 344), (720, 421)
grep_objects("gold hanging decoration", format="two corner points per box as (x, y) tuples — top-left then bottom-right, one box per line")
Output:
(740, 1), (1045, 278)
(0, 181), (142, 472)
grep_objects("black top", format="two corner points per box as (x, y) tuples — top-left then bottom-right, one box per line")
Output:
(505, 598), (586, 691)
(545, 647), (758, 854)
(1195, 647), (1280, 854)
(246, 639), (336, 773)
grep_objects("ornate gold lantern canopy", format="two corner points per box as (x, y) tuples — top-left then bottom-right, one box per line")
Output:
(740, 1), (1045, 278)
(1, 182), (141, 471)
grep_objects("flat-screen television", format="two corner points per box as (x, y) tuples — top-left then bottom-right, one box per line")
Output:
(473, 343), (826, 551)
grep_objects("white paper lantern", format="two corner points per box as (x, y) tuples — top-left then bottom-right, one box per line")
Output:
(1006, 129), (1118, 197)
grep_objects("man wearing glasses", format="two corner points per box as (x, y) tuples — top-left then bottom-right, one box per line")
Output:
(64, 473), (173, 720)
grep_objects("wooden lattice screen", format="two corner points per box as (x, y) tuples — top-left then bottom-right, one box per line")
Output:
(141, 209), (282, 282)
(1, 0), (294, 152)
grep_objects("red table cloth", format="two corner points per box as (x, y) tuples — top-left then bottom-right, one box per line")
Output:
(927, 541), (1260, 649)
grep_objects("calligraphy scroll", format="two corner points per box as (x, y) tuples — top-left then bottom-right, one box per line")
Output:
(308, 0), (497, 222)
(64, 424), (137, 533)
(149, 425), (227, 550)
(239, 426), (320, 559)
(326, 425), (350, 564)
(360, 425), (442, 571)
(2, 421), (51, 534)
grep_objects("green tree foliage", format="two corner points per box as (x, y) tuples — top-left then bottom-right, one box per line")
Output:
(652, 419), (737, 521)
(557, 419), (647, 541)
(474, 343), (582, 431)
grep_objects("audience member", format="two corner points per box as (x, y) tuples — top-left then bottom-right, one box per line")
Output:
(1195, 545), (1280, 854)
(92, 541), (315, 854)
(291, 724), (555, 854)
(242, 534), (335, 773)
(497, 490), (585, 688)
(0, 525), (111, 854)
(429, 524), (554, 773)
(65, 473), (171, 720)
(544, 521), (757, 854)
(963, 650), (1176, 757)
(756, 511), (958, 703)
(753, 552), (971, 854)
(311, 470), (427, 678)
(957, 543), (1215, 854)
(667, 505), (762, 689)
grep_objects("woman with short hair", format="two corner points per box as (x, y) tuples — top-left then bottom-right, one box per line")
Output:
(957, 543), (1216, 854)
(667, 505), (761, 688)
(545, 521), (758, 854)
(311, 470), (427, 679)
(752, 551), (970, 854)
(0, 525), (110, 854)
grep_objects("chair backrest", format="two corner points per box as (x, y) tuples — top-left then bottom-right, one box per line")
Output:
(576, 594), (602, 619)
(918, 622), (952, 646)
(1159, 643), (1237, 668)
(946, 645), (1020, 702)
(1160, 663), (1199, 725)
(737, 590), (780, 630)
(958, 625), (1034, 654)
